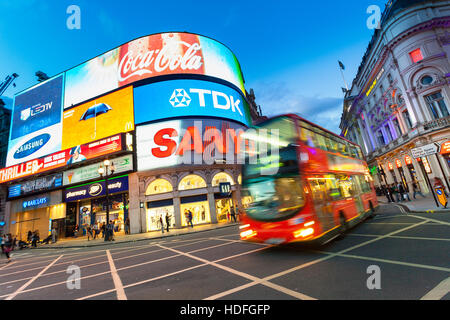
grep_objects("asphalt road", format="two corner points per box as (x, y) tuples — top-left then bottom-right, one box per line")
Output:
(1, 203), (449, 302)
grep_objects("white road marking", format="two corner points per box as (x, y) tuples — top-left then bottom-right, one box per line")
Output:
(106, 250), (127, 300)
(409, 215), (450, 226)
(348, 233), (450, 242)
(158, 244), (316, 300)
(420, 277), (450, 300)
(4, 255), (63, 300)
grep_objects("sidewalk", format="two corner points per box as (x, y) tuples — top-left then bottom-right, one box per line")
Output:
(376, 195), (450, 213)
(33, 222), (240, 249)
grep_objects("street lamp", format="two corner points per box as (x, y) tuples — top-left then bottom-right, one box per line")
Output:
(98, 159), (115, 238)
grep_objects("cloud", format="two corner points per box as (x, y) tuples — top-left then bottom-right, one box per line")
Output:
(251, 81), (343, 133)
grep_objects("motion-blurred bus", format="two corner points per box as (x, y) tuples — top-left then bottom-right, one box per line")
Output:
(240, 114), (378, 245)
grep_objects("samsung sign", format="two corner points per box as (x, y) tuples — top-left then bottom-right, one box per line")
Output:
(64, 175), (129, 202)
(133, 79), (252, 126)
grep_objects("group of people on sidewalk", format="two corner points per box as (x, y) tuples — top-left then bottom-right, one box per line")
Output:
(380, 177), (448, 203)
(84, 218), (131, 242)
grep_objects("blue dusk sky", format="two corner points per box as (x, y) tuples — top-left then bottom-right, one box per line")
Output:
(0, 0), (387, 134)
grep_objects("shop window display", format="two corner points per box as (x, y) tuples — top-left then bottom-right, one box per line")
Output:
(146, 179), (173, 195)
(91, 194), (126, 233)
(146, 206), (175, 231)
(178, 175), (207, 190)
(180, 201), (210, 226)
(215, 198), (233, 222)
(212, 172), (234, 186)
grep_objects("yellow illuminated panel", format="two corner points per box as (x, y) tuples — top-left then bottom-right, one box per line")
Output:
(62, 86), (134, 150)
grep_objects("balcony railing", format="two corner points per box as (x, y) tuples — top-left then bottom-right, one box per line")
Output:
(365, 116), (448, 161)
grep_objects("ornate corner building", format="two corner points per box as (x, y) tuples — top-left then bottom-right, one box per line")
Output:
(340, 0), (450, 196)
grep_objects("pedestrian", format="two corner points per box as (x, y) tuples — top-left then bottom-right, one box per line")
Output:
(390, 184), (400, 202)
(31, 231), (38, 248)
(230, 206), (237, 222)
(0, 234), (4, 255)
(159, 215), (164, 234)
(51, 226), (57, 243)
(27, 230), (32, 243)
(3, 234), (12, 263)
(125, 218), (130, 235)
(188, 210), (194, 228)
(106, 220), (115, 241)
(87, 225), (94, 241)
(93, 223), (99, 239)
(412, 182), (425, 199)
(74, 225), (79, 238)
(381, 185), (391, 202)
(101, 222), (106, 239)
(165, 213), (170, 232)
(398, 183), (411, 201)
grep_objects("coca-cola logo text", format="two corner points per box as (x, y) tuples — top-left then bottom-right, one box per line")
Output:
(118, 41), (203, 82)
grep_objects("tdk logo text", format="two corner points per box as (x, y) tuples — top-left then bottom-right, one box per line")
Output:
(14, 133), (51, 159)
(20, 102), (53, 121)
(169, 88), (243, 116)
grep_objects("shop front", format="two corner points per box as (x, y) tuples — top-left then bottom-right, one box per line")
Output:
(8, 191), (65, 241)
(64, 175), (129, 236)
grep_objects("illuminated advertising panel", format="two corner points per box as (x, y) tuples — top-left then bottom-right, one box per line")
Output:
(7, 75), (64, 166)
(8, 173), (63, 199)
(64, 32), (245, 108)
(134, 79), (251, 126)
(63, 154), (133, 186)
(440, 141), (450, 155)
(136, 119), (246, 171)
(63, 175), (129, 202)
(0, 134), (123, 184)
(395, 159), (402, 168)
(62, 86), (134, 150)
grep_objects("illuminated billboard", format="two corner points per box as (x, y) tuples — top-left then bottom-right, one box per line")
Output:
(64, 32), (245, 108)
(0, 134), (124, 184)
(134, 79), (251, 126)
(62, 86), (134, 150)
(136, 118), (246, 171)
(7, 75), (64, 166)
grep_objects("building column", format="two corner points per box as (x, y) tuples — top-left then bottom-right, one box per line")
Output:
(171, 195), (180, 228)
(207, 186), (218, 224)
(128, 172), (141, 234)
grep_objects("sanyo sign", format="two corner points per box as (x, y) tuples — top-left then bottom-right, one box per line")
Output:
(134, 79), (251, 126)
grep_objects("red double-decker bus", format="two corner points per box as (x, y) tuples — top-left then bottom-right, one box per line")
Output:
(240, 114), (378, 245)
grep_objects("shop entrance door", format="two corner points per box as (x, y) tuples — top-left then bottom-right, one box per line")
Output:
(52, 218), (65, 239)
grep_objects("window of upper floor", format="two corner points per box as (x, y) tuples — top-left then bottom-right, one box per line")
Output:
(409, 48), (423, 64)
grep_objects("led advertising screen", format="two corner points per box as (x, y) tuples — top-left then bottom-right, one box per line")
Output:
(7, 75), (64, 166)
(62, 86), (134, 150)
(63, 154), (133, 186)
(0, 134), (124, 184)
(64, 32), (245, 108)
(133, 79), (252, 126)
(136, 118), (246, 171)
(8, 173), (63, 199)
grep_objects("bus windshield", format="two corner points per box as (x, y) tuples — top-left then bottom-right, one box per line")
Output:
(242, 116), (305, 222)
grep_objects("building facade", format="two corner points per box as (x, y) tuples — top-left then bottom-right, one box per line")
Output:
(340, 0), (450, 200)
(1, 32), (263, 240)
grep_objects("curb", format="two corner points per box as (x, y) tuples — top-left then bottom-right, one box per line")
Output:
(31, 223), (239, 250)
(380, 201), (450, 214)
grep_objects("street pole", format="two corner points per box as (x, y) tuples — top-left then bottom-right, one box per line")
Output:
(434, 153), (450, 193)
(418, 157), (439, 207)
(105, 169), (110, 225)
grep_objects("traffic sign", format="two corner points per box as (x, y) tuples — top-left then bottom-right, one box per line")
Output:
(411, 143), (439, 158)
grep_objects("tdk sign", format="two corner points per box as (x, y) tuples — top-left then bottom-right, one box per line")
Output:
(170, 88), (243, 116)
(14, 133), (51, 159)
(134, 79), (251, 126)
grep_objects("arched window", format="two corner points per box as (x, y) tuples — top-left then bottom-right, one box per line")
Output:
(212, 172), (234, 186)
(178, 175), (206, 190)
(146, 179), (173, 195)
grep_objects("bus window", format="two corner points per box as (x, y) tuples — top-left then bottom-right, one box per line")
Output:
(326, 136), (338, 153)
(300, 127), (317, 148)
(324, 174), (342, 200)
(308, 177), (328, 202)
(315, 133), (328, 151)
(349, 146), (359, 159)
(356, 174), (371, 193)
(337, 175), (355, 197)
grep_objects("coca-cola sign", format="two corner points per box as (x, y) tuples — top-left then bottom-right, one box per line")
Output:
(118, 33), (204, 85)
(64, 32), (245, 108)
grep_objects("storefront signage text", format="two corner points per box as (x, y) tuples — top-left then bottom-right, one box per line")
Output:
(64, 175), (128, 202)
(22, 196), (49, 210)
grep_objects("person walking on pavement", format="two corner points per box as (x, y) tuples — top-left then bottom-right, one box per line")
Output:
(3, 234), (13, 263)
(382, 185), (392, 202)
(398, 183), (411, 201)
(101, 222), (106, 239)
(390, 184), (400, 202)
(125, 218), (130, 235)
(230, 206), (237, 222)
(412, 182), (425, 199)
(165, 212), (170, 232)
(159, 215), (165, 234)
(51, 226), (57, 243)
(87, 225), (94, 241)
(93, 223), (99, 239)
(188, 210), (194, 228)
(107, 221), (115, 241)
(31, 231), (38, 248)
